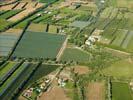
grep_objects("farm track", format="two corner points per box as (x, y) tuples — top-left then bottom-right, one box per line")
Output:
(56, 36), (68, 61)
(105, 47), (130, 56)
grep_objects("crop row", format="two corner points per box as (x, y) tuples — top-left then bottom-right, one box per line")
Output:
(0, 62), (29, 97)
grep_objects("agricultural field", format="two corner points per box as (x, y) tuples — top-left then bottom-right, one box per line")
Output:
(0, 62), (29, 99)
(0, 61), (19, 85)
(112, 82), (133, 100)
(27, 23), (47, 32)
(25, 64), (59, 87)
(48, 25), (58, 33)
(0, 27), (22, 57)
(0, 9), (23, 31)
(60, 47), (90, 63)
(86, 82), (105, 100)
(0, 61), (40, 100)
(101, 59), (133, 78)
(0, 34), (20, 57)
(13, 31), (66, 59)
(0, 0), (133, 100)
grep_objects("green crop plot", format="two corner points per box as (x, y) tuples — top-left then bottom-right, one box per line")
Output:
(27, 23), (47, 32)
(48, 25), (57, 33)
(38, 0), (57, 3)
(0, 10), (22, 19)
(127, 36), (133, 52)
(102, 59), (133, 78)
(60, 48), (90, 63)
(0, 19), (12, 31)
(0, 62), (17, 80)
(26, 64), (59, 87)
(2, 63), (38, 100)
(0, 62), (29, 96)
(13, 31), (66, 59)
(112, 82), (133, 100)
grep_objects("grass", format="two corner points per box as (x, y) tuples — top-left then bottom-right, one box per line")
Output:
(112, 82), (133, 100)
(101, 59), (133, 78)
(65, 81), (74, 89)
(13, 31), (66, 59)
(60, 48), (90, 63)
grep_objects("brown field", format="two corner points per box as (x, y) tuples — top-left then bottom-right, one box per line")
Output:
(73, 66), (90, 75)
(8, 3), (43, 22)
(0, 2), (17, 10)
(86, 82), (105, 100)
(0, 0), (16, 4)
(39, 86), (70, 100)
(14, 2), (26, 9)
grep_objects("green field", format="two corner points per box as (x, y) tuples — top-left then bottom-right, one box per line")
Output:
(0, 10), (22, 19)
(101, 59), (133, 78)
(0, 62), (29, 95)
(26, 64), (59, 86)
(0, 63), (38, 100)
(48, 25), (57, 33)
(60, 48), (90, 63)
(112, 82), (133, 100)
(13, 31), (66, 59)
(27, 23), (47, 32)
(0, 61), (17, 81)
(38, 0), (57, 3)
(0, 19), (12, 31)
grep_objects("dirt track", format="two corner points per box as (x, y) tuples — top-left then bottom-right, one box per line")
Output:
(56, 36), (68, 61)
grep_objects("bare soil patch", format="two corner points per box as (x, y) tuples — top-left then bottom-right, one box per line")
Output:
(73, 66), (90, 75)
(8, 3), (43, 21)
(39, 86), (70, 100)
(87, 82), (105, 100)
(0, 3), (17, 10)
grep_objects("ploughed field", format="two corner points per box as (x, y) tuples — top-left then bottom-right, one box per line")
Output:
(13, 31), (66, 59)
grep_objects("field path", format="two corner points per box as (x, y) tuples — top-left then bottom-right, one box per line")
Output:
(56, 36), (68, 61)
